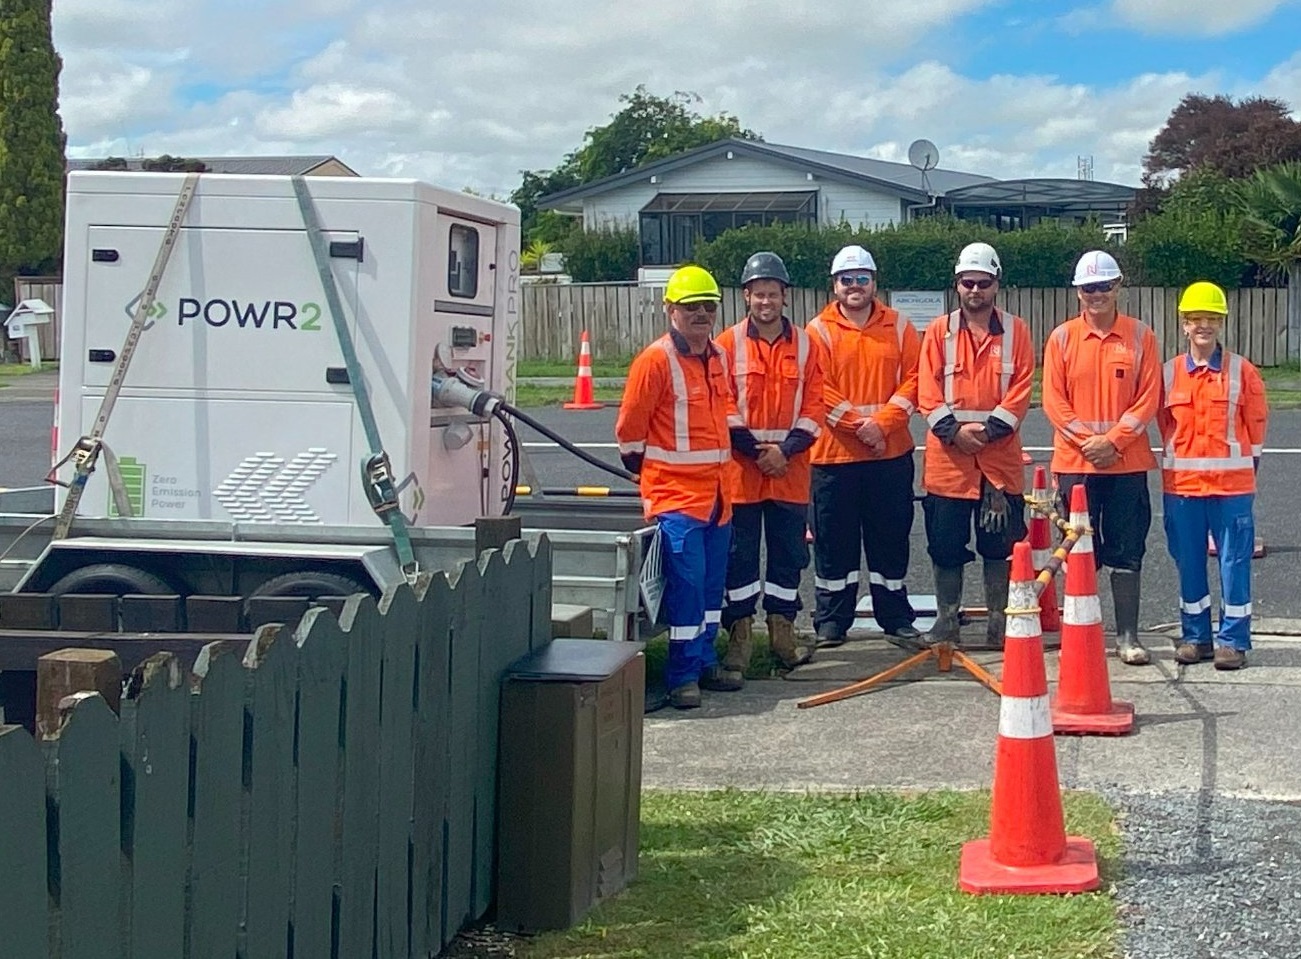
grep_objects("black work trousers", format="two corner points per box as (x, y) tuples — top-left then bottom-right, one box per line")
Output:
(923, 492), (1028, 568)
(723, 499), (809, 627)
(811, 454), (916, 636)
(1055, 471), (1151, 571)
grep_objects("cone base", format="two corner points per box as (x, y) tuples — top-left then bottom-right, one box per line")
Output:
(561, 401), (605, 410)
(959, 837), (1100, 895)
(1051, 698), (1135, 736)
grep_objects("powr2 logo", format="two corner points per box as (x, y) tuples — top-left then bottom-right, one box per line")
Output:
(125, 294), (323, 332)
(178, 298), (322, 331)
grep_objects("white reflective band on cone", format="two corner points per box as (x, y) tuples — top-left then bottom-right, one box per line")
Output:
(1004, 611), (1042, 639)
(1031, 548), (1050, 569)
(1064, 595), (1102, 625)
(999, 694), (1053, 739)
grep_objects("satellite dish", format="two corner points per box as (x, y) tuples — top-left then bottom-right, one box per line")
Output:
(908, 138), (939, 172)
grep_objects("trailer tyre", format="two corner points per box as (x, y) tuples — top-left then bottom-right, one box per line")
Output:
(48, 563), (176, 596)
(251, 571), (371, 601)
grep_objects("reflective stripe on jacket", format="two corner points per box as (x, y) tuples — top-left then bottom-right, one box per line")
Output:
(716, 319), (825, 505)
(1042, 313), (1160, 474)
(918, 310), (1034, 498)
(615, 332), (737, 523)
(806, 299), (920, 464)
(1158, 348), (1267, 496)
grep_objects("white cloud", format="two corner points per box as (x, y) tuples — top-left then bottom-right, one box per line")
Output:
(51, 0), (1301, 196)
(1108, 0), (1296, 35)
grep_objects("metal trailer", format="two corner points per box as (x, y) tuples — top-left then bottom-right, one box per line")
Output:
(0, 486), (654, 642)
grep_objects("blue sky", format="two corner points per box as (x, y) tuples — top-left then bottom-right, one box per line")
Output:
(50, 0), (1301, 195)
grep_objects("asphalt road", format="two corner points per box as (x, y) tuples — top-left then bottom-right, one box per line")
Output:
(7, 395), (1301, 627)
(514, 404), (1301, 629)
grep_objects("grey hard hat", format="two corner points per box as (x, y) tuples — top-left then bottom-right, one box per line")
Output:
(740, 251), (791, 287)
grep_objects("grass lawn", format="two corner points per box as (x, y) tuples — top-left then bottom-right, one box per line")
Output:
(519, 789), (1119, 959)
(513, 384), (625, 407)
(0, 360), (57, 380)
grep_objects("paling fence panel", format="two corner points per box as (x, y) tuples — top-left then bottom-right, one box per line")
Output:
(520, 283), (1293, 366)
(0, 536), (553, 959)
(18, 278), (1291, 366)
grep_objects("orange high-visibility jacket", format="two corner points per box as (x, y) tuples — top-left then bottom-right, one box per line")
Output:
(615, 331), (737, 524)
(1042, 313), (1160, 475)
(919, 310), (1035, 498)
(806, 300), (920, 464)
(716, 317), (826, 505)
(1158, 348), (1267, 496)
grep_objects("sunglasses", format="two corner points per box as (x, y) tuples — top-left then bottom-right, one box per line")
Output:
(958, 278), (995, 291)
(675, 301), (719, 315)
(1079, 280), (1119, 295)
(837, 274), (874, 287)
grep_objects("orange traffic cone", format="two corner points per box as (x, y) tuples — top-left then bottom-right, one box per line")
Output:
(1028, 467), (1061, 632)
(959, 540), (1100, 895)
(1051, 484), (1134, 735)
(562, 330), (604, 410)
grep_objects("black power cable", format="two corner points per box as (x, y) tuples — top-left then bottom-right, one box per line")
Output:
(492, 408), (523, 515)
(497, 400), (637, 484)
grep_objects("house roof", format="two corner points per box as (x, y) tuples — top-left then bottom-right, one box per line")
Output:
(943, 178), (1136, 212)
(538, 137), (995, 211)
(66, 155), (358, 176)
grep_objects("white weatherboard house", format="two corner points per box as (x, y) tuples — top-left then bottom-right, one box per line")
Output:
(538, 137), (990, 271)
(538, 137), (1135, 279)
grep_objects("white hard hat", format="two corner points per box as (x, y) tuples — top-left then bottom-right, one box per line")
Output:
(831, 245), (877, 275)
(1072, 250), (1123, 286)
(954, 242), (1001, 277)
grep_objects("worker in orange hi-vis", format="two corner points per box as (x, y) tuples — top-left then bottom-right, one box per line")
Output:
(616, 265), (740, 710)
(807, 245), (921, 647)
(715, 251), (824, 678)
(1158, 281), (1268, 671)
(918, 242), (1035, 649)
(1042, 250), (1162, 666)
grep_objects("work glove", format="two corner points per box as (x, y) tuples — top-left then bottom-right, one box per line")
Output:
(978, 476), (1008, 534)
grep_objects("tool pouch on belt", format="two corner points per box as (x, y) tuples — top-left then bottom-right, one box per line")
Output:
(978, 475), (1008, 533)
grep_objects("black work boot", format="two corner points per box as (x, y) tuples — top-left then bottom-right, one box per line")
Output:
(1111, 568), (1150, 665)
(926, 565), (963, 646)
(983, 559), (1010, 649)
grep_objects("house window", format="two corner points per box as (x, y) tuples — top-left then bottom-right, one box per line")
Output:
(637, 192), (817, 266)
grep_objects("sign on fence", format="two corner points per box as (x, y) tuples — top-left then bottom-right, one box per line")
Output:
(888, 291), (948, 332)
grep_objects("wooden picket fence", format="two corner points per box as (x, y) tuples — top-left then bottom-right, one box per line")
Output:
(520, 283), (1295, 366)
(0, 537), (553, 959)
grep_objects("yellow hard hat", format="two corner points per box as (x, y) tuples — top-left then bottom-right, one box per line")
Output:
(664, 265), (722, 304)
(1178, 281), (1229, 316)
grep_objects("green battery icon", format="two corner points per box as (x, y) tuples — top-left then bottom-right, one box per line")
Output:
(110, 456), (147, 517)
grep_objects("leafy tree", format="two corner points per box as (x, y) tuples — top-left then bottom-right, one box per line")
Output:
(511, 87), (761, 244)
(1143, 94), (1301, 186)
(0, 0), (67, 287)
(1237, 161), (1301, 355)
(572, 87), (759, 182)
(92, 156), (130, 171)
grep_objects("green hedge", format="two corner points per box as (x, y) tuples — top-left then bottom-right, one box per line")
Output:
(555, 226), (639, 281)
(1119, 211), (1254, 288)
(693, 218), (1110, 289)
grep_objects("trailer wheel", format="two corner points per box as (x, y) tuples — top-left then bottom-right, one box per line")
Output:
(48, 563), (176, 596)
(251, 571), (371, 600)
